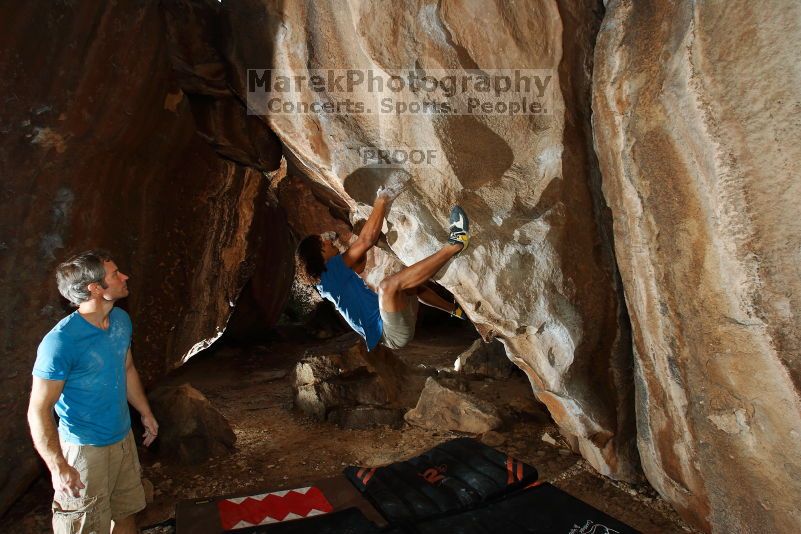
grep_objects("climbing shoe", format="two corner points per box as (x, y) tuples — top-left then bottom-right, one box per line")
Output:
(376, 169), (412, 202)
(451, 303), (466, 320)
(447, 205), (470, 251)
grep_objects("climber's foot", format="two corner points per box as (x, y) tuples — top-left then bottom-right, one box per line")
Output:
(447, 205), (470, 251)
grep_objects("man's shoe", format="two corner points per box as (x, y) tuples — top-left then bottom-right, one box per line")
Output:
(448, 205), (470, 251)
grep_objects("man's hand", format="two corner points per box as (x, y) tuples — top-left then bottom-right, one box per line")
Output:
(376, 170), (412, 203)
(52, 463), (84, 498)
(141, 413), (159, 447)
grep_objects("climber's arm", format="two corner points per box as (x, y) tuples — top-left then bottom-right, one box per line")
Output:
(342, 196), (389, 270)
(352, 256), (368, 275)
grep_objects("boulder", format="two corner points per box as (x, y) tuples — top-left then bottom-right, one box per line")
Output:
(148, 384), (236, 465)
(454, 338), (516, 379)
(295, 375), (392, 420)
(220, 0), (638, 481)
(593, 0), (801, 531)
(291, 333), (413, 428)
(405, 377), (502, 434)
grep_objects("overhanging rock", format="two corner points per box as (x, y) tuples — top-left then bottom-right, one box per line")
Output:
(221, 0), (639, 481)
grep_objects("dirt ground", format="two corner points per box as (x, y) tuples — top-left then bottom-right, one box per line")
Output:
(2, 323), (697, 533)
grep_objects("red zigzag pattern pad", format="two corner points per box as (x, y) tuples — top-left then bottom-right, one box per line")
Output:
(217, 486), (334, 530)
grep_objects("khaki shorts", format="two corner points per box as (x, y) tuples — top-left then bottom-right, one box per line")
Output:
(379, 292), (419, 349)
(53, 430), (146, 534)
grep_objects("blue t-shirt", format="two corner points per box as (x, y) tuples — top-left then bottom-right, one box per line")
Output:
(316, 254), (383, 350)
(32, 307), (133, 446)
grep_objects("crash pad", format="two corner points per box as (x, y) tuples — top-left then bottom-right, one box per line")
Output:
(175, 439), (637, 533)
(412, 482), (640, 533)
(344, 437), (538, 524)
(175, 476), (385, 533)
(225, 507), (393, 534)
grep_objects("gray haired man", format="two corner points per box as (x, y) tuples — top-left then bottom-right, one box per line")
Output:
(27, 250), (158, 534)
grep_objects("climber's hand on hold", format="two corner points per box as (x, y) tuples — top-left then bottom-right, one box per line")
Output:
(375, 169), (412, 203)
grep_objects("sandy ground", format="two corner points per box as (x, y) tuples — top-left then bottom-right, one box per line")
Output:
(2, 323), (697, 533)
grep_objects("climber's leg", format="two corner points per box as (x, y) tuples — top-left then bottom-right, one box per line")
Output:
(378, 205), (469, 312)
(378, 245), (462, 312)
(377, 207), (469, 348)
(377, 289), (419, 349)
(414, 285), (464, 319)
(416, 285), (455, 313)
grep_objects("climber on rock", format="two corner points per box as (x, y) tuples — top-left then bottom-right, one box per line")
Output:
(296, 173), (469, 351)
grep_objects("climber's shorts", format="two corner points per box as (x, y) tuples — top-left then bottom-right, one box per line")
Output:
(379, 292), (419, 349)
(52, 430), (145, 534)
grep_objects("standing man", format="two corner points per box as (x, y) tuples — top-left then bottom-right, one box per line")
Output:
(28, 250), (158, 534)
(296, 177), (470, 351)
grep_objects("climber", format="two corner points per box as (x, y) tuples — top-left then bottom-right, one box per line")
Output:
(295, 173), (469, 351)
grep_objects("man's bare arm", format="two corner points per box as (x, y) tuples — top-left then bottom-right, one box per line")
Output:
(342, 196), (389, 269)
(28, 377), (66, 471)
(28, 377), (84, 496)
(352, 255), (368, 275)
(125, 349), (159, 446)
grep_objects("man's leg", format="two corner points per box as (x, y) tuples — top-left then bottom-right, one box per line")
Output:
(109, 432), (146, 534)
(416, 285), (457, 314)
(378, 206), (469, 349)
(378, 205), (469, 313)
(111, 514), (137, 534)
(52, 440), (113, 534)
(378, 243), (463, 312)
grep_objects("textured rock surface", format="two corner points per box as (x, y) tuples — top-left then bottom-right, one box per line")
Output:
(405, 377), (502, 434)
(0, 1), (285, 513)
(161, 0), (294, 341)
(454, 338), (517, 379)
(148, 383), (236, 465)
(593, 0), (801, 531)
(291, 333), (414, 427)
(222, 0), (638, 481)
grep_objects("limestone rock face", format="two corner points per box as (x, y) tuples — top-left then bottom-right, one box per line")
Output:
(0, 0), (285, 513)
(593, 0), (801, 531)
(222, 0), (638, 481)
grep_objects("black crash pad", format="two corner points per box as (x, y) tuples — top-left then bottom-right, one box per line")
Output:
(344, 437), (538, 525)
(412, 482), (640, 534)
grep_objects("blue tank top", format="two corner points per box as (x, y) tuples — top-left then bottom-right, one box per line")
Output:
(316, 254), (383, 350)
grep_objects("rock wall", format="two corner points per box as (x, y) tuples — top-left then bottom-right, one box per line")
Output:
(221, 0), (638, 481)
(9, 1), (797, 530)
(0, 0), (286, 513)
(593, 0), (801, 531)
